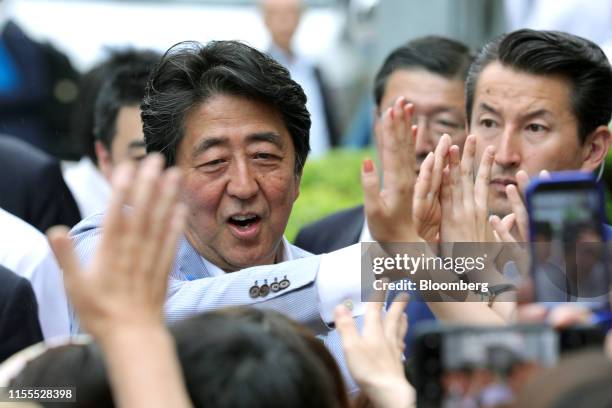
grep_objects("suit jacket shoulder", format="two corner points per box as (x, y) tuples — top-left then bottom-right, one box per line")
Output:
(0, 266), (43, 362)
(0, 136), (81, 232)
(294, 205), (365, 255)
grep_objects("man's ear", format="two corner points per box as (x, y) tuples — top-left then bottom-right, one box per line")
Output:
(94, 140), (113, 182)
(293, 172), (302, 201)
(580, 125), (611, 172)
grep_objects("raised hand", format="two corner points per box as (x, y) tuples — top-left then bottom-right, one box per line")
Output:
(490, 170), (550, 279)
(362, 97), (421, 243)
(48, 154), (186, 337)
(335, 292), (414, 408)
(439, 135), (496, 243)
(47, 154), (192, 408)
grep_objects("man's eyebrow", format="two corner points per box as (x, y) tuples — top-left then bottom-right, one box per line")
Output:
(480, 103), (500, 115)
(127, 140), (146, 150)
(191, 137), (228, 159)
(520, 109), (552, 121)
(429, 106), (463, 117)
(247, 132), (285, 149)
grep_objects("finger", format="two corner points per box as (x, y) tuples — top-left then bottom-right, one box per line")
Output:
(430, 134), (451, 201)
(47, 226), (83, 294)
(364, 288), (386, 339)
(384, 292), (409, 344)
(506, 184), (528, 241)
(153, 202), (187, 304)
(500, 213), (516, 232)
(414, 151), (434, 201)
(440, 168), (452, 215)
(140, 167), (183, 291)
(122, 155), (165, 292)
(403, 103), (416, 150)
(448, 145), (462, 207)
(539, 169), (551, 179)
(474, 145), (496, 211)
(383, 100), (415, 195)
(411, 124), (418, 144)
(489, 215), (517, 244)
(398, 313), (408, 349)
(516, 170), (530, 197)
(460, 135), (476, 211)
(362, 158), (383, 226)
(334, 304), (361, 350)
(128, 154), (165, 238)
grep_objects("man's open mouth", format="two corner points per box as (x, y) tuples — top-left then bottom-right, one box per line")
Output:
(227, 214), (261, 230)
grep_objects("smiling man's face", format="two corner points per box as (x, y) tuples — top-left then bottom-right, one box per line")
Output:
(470, 62), (587, 216)
(176, 94), (300, 271)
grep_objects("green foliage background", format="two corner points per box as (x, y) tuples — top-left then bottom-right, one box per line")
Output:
(286, 148), (373, 242)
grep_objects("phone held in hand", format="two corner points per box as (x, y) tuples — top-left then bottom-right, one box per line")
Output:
(525, 171), (609, 311)
(412, 323), (605, 408)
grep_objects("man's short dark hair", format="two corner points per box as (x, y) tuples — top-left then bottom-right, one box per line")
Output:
(141, 40), (311, 174)
(373, 36), (473, 106)
(94, 59), (158, 151)
(71, 49), (160, 163)
(466, 29), (612, 143)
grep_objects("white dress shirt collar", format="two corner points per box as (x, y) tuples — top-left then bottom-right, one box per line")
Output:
(200, 236), (296, 277)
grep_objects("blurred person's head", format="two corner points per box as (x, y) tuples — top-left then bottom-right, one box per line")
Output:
(515, 349), (612, 408)
(70, 49), (160, 165)
(141, 40), (310, 271)
(94, 63), (154, 181)
(466, 29), (612, 216)
(8, 343), (114, 407)
(171, 307), (349, 407)
(261, 0), (302, 54)
(373, 36), (473, 173)
(7, 308), (347, 408)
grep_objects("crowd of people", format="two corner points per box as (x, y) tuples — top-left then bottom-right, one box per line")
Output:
(1, 0), (612, 407)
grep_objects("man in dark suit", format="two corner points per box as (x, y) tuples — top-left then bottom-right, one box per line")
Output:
(0, 265), (43, 362)
(0, 136), (81, 232)
(295, 36), (474, 351)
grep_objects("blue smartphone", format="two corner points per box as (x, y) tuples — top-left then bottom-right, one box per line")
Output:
(525, 171), (609, 310)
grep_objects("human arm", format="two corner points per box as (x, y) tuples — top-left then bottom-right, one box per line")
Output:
(48, 155), (192, 408)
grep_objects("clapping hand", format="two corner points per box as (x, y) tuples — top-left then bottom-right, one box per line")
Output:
(362, 97), (421, 244)
(439, 135), (496, 243)
(413, 134), (451, 242)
